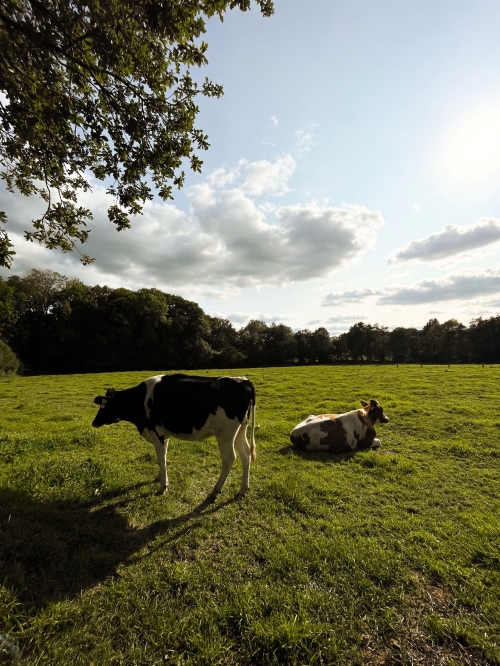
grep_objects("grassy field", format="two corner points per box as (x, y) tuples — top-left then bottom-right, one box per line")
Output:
(0, 365), (499, 665)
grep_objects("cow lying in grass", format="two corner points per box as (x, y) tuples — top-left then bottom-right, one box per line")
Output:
(290, 399), (389, 453)
(92, 374), (256, 500)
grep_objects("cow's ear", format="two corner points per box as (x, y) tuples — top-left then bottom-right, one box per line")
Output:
(370, 399), (378, 407)
(94, 395), (107, 406)
(360, 400), (368, 407)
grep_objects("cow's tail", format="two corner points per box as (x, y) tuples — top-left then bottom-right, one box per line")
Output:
(248, 381), (257, 462)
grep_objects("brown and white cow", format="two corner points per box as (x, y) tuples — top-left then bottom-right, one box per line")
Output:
(290, 399), (389, 453)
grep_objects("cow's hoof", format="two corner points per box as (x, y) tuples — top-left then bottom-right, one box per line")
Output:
(157, 486), (168, 495)
(235, 491), (247, 501)
(206, 493), (217, 503)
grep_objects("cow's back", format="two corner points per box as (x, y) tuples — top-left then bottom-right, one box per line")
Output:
(150, 374), (254, 435)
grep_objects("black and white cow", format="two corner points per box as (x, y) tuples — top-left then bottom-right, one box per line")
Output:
(92, 374), (256, 499)
(290, 399), (389, 452)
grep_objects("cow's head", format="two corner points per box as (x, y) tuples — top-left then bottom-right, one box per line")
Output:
(361, 399), (389, 425)
(92, 388), (121, 427)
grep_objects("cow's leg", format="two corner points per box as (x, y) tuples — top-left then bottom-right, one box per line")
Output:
(234, 420), (251, 500)
(151, 435), (169, 494)
(141, 428), (169, 493)
(372, 438), (381, 449)
(209, 435), (236, 499)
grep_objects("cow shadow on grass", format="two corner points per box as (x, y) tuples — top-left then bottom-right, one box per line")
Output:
(0, 484), (231, 611)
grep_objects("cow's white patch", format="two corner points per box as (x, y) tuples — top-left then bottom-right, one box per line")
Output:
(290, 415), (329, 450)
(337, 411), (364, 447)
(143, 375), (164, 418)
(306, 429), (330, 450)
(141, 425), (166, 444)
(299, 415), (321, 426)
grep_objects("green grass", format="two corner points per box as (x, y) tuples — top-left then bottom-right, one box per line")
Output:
(0, 365), (499, 665)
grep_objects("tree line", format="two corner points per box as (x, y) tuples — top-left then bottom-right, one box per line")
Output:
(0, 270), (499, 374)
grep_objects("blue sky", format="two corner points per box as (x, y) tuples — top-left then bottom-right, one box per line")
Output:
(2, 0), (500, 333)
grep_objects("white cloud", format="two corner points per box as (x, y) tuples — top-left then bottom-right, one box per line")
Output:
(306, 313), (366, 327)
(180, 285), (241, 301)
(322, 288), (381, 306)
(244, 312), (296, 324)
(1, 175), (384, 295)
(325, 314), (367, 323)
(413, 203), (421, 211)
(304, 315), (368, 338)
(207, 165), (242, 188)
(241, 155), (296, 196)
(188, 188), (383, 286)
(389, 218), (500, 264)
(258, 202), (278, 215)
(295, 127), (317, 153)
(377, 268), (500, 305)
(207, 155), (296, 196)
(270, 115), (279, 126)
(481, 298), (500, 309)
(209, 311), (297, 327)
(222, 311), (251, 324)
(319, 267), (500, 310)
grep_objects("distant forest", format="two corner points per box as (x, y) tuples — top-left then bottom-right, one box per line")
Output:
(1, 269), (499, 374)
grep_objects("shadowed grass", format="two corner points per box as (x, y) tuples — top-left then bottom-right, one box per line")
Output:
(0, 365), (499, 664)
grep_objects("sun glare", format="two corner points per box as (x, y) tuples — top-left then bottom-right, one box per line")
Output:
(440, 106), (500, 183)
(465, 129), (500, 162)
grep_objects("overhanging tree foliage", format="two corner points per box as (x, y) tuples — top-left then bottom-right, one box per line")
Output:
(0, 0), (274, 267)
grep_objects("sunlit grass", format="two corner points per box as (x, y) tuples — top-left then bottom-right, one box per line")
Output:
(0, 365), (499, 665)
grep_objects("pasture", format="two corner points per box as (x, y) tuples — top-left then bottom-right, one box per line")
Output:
(0, 365), (499, 665)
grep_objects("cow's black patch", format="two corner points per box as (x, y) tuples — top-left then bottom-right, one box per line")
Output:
(290, 431), (310, 448)
(150, 374), (254, 435)
(319, 419), (351, 453)
(356, 428), (376, 449)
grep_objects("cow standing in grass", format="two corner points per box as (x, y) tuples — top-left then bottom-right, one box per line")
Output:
(92, 374), (256, 500)
(290, 399), (389, 452)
